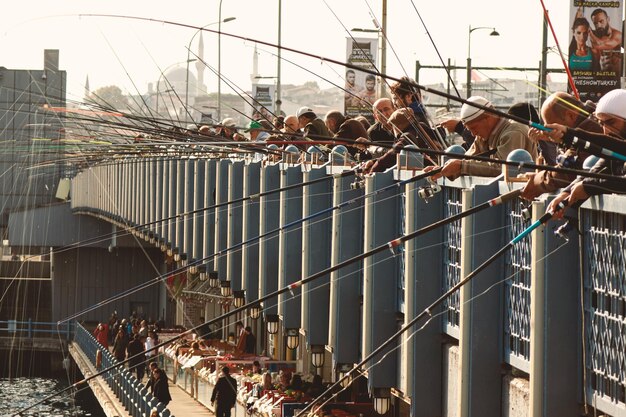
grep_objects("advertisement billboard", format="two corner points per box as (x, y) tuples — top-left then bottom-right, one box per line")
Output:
(344, 37), (379, 122)
(569, 1), (623, 101)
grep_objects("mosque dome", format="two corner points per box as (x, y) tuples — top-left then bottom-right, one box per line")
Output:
(156, 66), (199, 99)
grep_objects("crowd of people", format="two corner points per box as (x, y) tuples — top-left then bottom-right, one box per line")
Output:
(93, 311), (171, 405)
(183, 70), (626, 223)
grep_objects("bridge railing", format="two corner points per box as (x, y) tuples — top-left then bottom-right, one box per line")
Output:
(581, 195), (626, 416)
(0, 319), (73, 339)
(74, 323), (173, 417)
(69, 155), (626, 416)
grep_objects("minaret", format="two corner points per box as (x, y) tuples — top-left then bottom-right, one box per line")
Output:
(195, 32), (205, 93)
(84, 75), (90, 101)
(250, 43), (259, 84)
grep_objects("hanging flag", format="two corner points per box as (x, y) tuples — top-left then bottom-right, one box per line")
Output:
(166, 271), (187, 298)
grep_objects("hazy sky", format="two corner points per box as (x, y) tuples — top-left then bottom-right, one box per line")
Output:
(0, 0), (580, 104)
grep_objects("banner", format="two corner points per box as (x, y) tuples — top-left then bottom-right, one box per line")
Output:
(569, 1), (623, 102)
(252, 84), (275, 120)
(344, 37), (379, 122)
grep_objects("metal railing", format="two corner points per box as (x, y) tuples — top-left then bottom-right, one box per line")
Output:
(74, 323), (173, 417)
(583, 205), (626, 414)
(0, 319), (73, 339)
(503, 198), (532, 372)
(70, 155), (626, 416)
(442, 186), (463, 337)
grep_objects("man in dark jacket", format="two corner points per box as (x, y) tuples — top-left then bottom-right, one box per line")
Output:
(151, 368), (172, 406)
(126, 333), (146, 381)
(324, 110), (369, 157)
(297, 107), (332, 141)
(211, 366), (238, 417)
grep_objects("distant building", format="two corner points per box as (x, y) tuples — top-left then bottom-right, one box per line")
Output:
(0, 49), (67, 228)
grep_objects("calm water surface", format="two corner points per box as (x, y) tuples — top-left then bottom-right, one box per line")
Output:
(0, 377), (105, 417)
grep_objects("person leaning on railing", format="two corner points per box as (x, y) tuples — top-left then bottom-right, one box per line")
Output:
(426, 96), (537, 180)
(543, 88), (626, 218)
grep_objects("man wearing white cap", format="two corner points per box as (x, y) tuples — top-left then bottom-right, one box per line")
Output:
(296, 106), (332, 141)
(545, 88), (626, 217)
(427, 96), (536, 180)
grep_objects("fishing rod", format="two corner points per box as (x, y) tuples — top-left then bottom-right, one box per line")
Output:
(294, 196), (566, 417)
(14, 182), (523, 416)
(53, 139), (626, 274)
(403, 0), (462, 98)
(539, 0), (579, 99)
(78, 12), (622, 161)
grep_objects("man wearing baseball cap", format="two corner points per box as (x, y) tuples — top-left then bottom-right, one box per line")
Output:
(545, 88), (626, 217)
(427, 95), (537, 180)
(296, 106), (332, 141)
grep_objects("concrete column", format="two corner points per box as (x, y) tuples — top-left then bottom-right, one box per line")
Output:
(242, 162), (261, 304)
(362, 169), (400, 394)
(278, 165), (303, 332)
(148, 159), (155, 237)
(301, 166), (332, 347)
(175, 160), (185, 253)
(214, 160), (231, 280)
(529, 198), (580, 417)
(162, 159), (171, 244)
(183, 159), (195, 260)
(328, 173), (363, 366)
(167, 159), (177, 249)
(259, 164), (280, 316)
(192, 159), (206, 265)
(154, 158), (164, 240)
(227, 161), (244, 291)
(404, 179), (444, 417)
(203, 160), (217, 273)
(457, 181), (503, 417)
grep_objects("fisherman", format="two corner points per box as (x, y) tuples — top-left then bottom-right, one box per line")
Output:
(296, 107), (332, 141)
(245, 120), (270, 142)
(426, 96), (537, 180)
(363, 107), (438, 173)
(367, 98), (396, 146)
(216, 117), (239, 141)
(520, 91), (601, 200)
(390, 76), (429, 126)
(542, 88), (626, 218)
(324, 110), (368, 156)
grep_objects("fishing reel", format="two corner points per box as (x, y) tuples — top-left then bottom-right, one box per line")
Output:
(553, 216), (581, 243)
(520, 203), (533, 221)
(350, 177), (366, 190)
(417, 178), (442, 202)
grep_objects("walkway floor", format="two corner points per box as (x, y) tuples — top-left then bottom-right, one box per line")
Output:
(166, 380), (213, 417)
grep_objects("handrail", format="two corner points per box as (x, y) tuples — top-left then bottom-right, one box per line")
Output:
(74, 322), (174, 417)
(0, 319), (73, 339)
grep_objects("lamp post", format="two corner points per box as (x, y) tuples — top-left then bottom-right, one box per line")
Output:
(276, 0), (282, 116)
(466, 25), (499, 98)
(185, 16), (236, 122)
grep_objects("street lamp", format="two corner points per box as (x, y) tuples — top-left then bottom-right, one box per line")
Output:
(466, 25), (499, 98)
(185, 16), (236, 121)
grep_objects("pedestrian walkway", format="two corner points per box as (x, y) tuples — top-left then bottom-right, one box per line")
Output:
(166, 379), (213, 417)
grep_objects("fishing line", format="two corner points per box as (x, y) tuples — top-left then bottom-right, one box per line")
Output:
(58, 168), (425, 323)
(293, 198), (568, 417)
(28, 202), (557, 416)
(538, 0), (580, 99)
